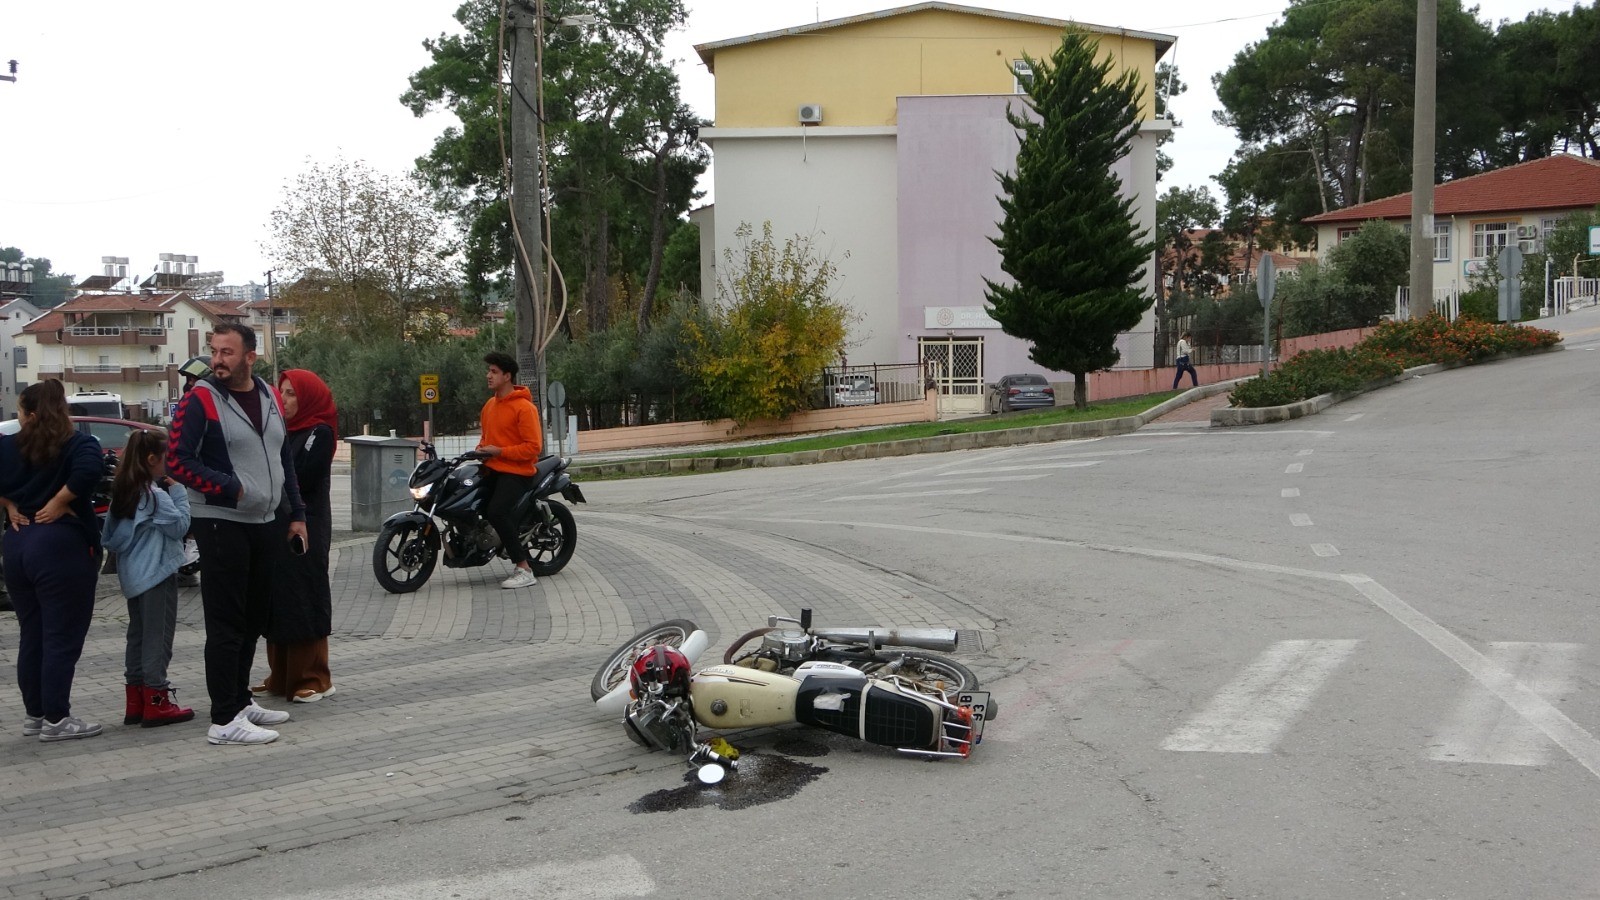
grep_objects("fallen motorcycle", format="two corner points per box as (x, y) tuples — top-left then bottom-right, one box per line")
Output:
(590, 608), (983, 702)
(592, 616), (993, 783)
(372, 441), (585, 593)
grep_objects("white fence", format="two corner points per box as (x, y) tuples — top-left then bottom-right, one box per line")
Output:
(1393, 286), (1461, 321)
(1549, 277), (1600, 316)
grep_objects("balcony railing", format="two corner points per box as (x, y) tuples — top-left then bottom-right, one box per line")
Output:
(72, 364), (122, 374)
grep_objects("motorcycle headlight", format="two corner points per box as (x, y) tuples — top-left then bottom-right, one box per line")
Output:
(409, 482), (434, 501)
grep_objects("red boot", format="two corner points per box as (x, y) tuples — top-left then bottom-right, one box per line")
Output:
(124, 684), (143, 725)
(141, 687), (195, 728)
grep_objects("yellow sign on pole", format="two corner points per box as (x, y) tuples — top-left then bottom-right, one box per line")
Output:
(420, 374), (439, 405)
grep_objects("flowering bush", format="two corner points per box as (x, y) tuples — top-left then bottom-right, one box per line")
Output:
(1230, 316), (1560, 408)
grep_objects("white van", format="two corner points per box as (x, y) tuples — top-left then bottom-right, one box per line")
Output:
(65, 390), (125, 418)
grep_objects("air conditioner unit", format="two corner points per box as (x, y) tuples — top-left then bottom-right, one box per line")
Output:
(798, 103), (823, 124)
(1515, 225), (1538, 239)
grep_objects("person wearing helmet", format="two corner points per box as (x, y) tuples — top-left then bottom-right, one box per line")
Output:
(173, 356), (211, 587)
(178, 357), (211, 393)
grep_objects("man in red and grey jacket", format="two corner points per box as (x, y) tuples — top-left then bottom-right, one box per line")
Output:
(168, 323), (308, 746)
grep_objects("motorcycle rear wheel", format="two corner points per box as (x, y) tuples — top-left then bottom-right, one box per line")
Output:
(858, 653), (987, 704)
(372, 521), (440, 594)
(523, 501), (576, 577)
(590, 619), (701, 701)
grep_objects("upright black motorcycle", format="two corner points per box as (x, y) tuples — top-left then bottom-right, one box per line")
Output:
(371, 442), (585, 593)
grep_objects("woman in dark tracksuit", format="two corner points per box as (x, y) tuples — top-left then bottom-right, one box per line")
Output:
(0, 380), (106, 742)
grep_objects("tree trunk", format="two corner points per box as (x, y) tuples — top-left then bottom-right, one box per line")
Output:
(1073, 373), (1088, 410)
(637, 145), (671, 335)
(587, 206), (611, 333)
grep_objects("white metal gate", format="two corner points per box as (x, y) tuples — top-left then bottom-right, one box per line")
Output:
(919, 337), (984, 417)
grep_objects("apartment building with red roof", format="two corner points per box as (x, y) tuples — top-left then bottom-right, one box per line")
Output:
(1303, 154), (1600, 296)
(15, 291), (246, 420)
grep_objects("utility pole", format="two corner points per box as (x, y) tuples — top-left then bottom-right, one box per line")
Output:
(508, 1), (547, 405)
(1408, 0), (1438, 321)
(265, 269), (277, 383)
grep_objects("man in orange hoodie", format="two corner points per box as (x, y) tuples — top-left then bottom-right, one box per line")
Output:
(476, 351), (545, 589)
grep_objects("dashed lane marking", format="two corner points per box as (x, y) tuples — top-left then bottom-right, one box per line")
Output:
(1285, 463), (1305, 474)
(1161, 640), (1360, 753)
(1344, 414), (1364, 421)
(1290, 514), (1313, 527)
(1311, 544), (1340, 557)
(1282, 488), (1301, 498)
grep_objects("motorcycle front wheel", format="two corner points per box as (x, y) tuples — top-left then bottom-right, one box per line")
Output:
(523, 501), (576, 577)
(372, 520), (440, 594)
(590, 619), (701, 701)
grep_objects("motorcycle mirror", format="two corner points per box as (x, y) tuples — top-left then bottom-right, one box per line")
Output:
(696, 764), (727, 786)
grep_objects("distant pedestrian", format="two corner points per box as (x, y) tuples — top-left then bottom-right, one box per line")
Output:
(102, 429), (196, 728)
(0, 379), (105, 742)
(253, 369), (338, 704)
(476, 351), (544, 590)
(168, 322), (305, 745)
(1173, 331), (1199, 389)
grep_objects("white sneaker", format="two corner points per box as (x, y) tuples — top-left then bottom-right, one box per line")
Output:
(38, 715), (102, 742)
(207, 715), (279, 745)
(243, 700), (291, 726)
(22, 715), (44, 737)
(500, 569), (538, 589)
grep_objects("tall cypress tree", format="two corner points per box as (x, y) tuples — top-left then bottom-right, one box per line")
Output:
(986, 31), (1155, 409)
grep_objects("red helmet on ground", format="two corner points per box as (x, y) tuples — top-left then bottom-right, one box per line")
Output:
(630, 645), (692, 697)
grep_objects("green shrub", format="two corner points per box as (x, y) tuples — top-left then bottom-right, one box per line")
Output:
(1229, 315), (1559, 408)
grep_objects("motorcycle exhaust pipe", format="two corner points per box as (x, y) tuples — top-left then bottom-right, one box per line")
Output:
(811, 627), (959, 653)
(595, 628), (710, 718)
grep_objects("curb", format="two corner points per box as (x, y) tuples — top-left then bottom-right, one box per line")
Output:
(1210, 343), (1564, 427)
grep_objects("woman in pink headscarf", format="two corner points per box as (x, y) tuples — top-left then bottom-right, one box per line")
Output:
(253, 369), (340, 703)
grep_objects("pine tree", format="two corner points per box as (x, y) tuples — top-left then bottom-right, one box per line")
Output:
(986, 30), (1156, 409)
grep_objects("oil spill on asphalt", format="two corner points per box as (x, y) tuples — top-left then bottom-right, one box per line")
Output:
(628, 753), (828, 814)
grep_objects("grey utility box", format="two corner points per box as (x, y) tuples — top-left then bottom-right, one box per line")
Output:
(346, 434), (420, 532)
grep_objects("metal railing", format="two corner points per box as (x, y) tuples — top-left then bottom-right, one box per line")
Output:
(818, 362), (928, 407)
(71, 364), (121, 374)
(1550, 277), (1600, 316)
(1393, 287), (1461, 321)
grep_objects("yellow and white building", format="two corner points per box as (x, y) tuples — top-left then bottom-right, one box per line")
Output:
(694, 2), (1174, 411)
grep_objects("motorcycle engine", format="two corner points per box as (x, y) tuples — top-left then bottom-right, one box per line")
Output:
(624, 698), (693, 753)
(760, 628), (815, 664)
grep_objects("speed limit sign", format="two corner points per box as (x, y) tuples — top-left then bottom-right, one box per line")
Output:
(419, 374), (439, 405)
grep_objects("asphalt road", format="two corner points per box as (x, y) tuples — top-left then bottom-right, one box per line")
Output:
(91, 311), (1600, 900)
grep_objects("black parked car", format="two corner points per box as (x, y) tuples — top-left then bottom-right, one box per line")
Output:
(984, 374), (1056, 413)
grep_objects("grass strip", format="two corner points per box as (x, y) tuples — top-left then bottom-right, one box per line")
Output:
(644, 390), (1187, 460)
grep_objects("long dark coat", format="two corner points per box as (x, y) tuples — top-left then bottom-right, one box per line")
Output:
(268, 424), (334, 643)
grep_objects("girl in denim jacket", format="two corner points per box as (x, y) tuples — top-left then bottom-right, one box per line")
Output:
(102, 429), (195, 728)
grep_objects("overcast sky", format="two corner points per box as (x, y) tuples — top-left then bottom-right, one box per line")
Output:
(1, 0), (1562, 287)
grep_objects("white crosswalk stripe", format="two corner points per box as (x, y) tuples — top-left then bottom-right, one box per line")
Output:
(1428, 642), (1582, 766)
(1162, 640), (1359, 754)
(272, 855), (654, 899)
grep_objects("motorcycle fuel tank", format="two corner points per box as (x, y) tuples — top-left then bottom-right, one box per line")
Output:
(690, 665), (800, 729)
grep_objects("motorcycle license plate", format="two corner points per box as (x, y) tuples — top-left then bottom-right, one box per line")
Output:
(957, 691), (991, 743)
